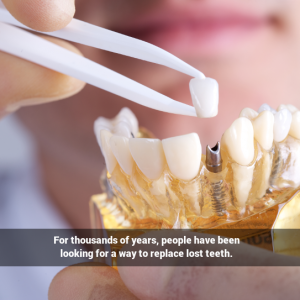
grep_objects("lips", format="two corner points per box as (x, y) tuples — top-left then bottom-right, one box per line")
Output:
(113, 6), (271, 57)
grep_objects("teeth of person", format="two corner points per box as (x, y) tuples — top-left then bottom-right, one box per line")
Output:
(100, 130), (117, 174)
(277, 104), (298, 114)
(239, 108), (258, 120)
(252, 111), (274, 151)
(222, 117), (255, 166)
(162, 133), (202, 181)
(113, 121), (133, 138)
(289, 110), (300, 140)
(129, 139), (166, 180)
(258, 103), (277, 115)
(273, 109), (292, 142)
(110, 136), (134, 176)
(189, 77), (219, 118)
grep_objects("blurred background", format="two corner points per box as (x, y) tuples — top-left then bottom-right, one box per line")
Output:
(1, 0), (300, 299)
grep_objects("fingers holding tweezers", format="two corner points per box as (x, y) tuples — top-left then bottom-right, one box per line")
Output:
(0, 35), (85, 114)
(2, 0), (75, 32)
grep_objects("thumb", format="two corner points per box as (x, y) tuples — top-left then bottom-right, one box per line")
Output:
(118, 231), (300, 300)
(0, 35), (85, 116)
(48, 264), (138, 300)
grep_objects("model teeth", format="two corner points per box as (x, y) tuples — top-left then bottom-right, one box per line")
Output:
(273, 109), (292, 142)
(99, 130), (117, 174)
(95, 103), (300, 229)
(239, 108), (258, 120)
(162, 133), (202, 181)
(189, 77), (219, 118)
(113, 121), (133, 138)
(222, 117), (255, 166)
(258, 103), (277, 115)
(277, 104), (298, 114)
(252, 111), (274, 151)
(115, 107), (139, 137)
(129, 139), (166, 180)
(289, 111), (300, 140)
(94, 107), (138, 148)
(110, 136), (134, 175)
(232, 163), (254, 208)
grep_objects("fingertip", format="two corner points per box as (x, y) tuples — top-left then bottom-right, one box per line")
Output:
(119, 266), (171, 300)
(2, 0), (75, 32)
(48, 265), (138, 300)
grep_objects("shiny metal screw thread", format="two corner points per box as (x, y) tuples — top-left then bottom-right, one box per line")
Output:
(210, 181), (227, 216)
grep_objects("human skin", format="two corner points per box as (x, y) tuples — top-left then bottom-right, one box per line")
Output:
(1, 0), (300, 299)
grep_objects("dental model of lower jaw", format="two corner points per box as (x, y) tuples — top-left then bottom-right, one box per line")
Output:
(94, 105), (300, 229)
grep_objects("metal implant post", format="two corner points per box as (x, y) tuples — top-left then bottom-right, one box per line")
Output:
(206, 142), (226, 216)
(206, 142), (223, 173)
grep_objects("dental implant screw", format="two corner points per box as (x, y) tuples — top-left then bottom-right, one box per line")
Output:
(206, 142), (226, 216)
(206, 142), (223, 173)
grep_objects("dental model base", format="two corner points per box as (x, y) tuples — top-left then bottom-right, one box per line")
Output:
(91, 104), (300, 231)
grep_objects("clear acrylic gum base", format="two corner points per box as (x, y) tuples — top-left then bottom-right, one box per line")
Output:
(90, 128), (300, 262)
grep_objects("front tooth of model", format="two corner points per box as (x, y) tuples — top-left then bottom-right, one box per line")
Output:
(115, 107), (139, 136)
(252, 111), (274, 151)
(189, 77), (219, 118)
(110, 135), (134, 175)
(258, 103), (277, 115)
(162, 133), (202, 181)
(129, 138), (166, 180)
(222, 117), (254, 166)
(113, 121), (133, 138)
(289, 111), (300, 140)
(273, 108), (292, 142)
(100, 130), (117, 174)
(239, 108), (259, 120)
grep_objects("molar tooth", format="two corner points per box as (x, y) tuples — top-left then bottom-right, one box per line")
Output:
(189, 77), (219, 118)
(110, 136), (134, 175)
(239, 108), (258, 120)
(129, 139), (166, 180)
(252, 111), (274, 151)
(115, 107), (139, 136)
(273, 109), (292, 142)
(222, 117), (254, 166)
(258, 103), (277, 115)
(277, 104), (298, 114)
(289, 111), (300, 140)
(100, 130), (117, 174)
(94, 117), (114, 148)
(162, 133), (202, 181)
(113, 121), (132, 138)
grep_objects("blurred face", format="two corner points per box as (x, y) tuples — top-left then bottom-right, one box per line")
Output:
(17, 0), (300, 225)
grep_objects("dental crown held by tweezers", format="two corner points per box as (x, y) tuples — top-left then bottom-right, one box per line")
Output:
(0, 7), (218, 118)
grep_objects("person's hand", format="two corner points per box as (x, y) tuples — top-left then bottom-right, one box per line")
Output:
(0, 0), (85, 118)
(48, 232), (300, 300)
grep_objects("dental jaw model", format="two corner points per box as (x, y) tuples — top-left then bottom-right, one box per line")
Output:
(91, 103), (300, 230)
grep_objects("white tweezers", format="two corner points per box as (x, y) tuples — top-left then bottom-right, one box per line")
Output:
(0, 8), (204, 116)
